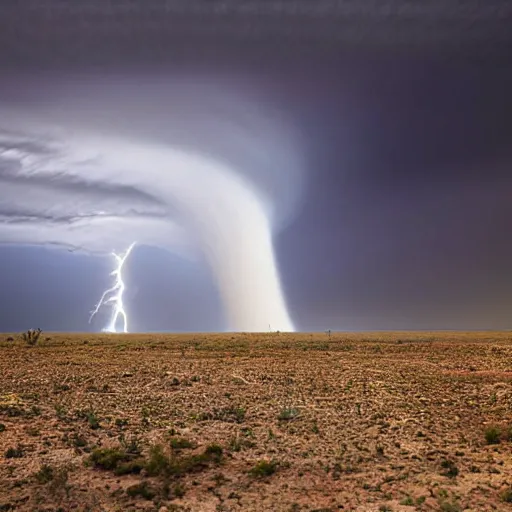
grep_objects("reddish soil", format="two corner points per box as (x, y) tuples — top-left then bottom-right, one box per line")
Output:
(0, 331), (511, 512)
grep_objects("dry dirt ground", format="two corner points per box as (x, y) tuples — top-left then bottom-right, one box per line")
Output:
(1, 332), (511, 512)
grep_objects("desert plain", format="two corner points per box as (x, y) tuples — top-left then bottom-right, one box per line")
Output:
(0, 331), (511, 512)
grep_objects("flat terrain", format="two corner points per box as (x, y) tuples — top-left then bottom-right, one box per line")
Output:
(1, 332), (511, 512)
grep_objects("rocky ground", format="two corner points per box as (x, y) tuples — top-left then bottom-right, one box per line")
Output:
(0, 331), (511, 512)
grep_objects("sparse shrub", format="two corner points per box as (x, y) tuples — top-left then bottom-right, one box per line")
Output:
(439, 502), (462, 512)
(0, 405), (25, 417)
(500, 425), (512, 442)
(47, 466), (69, 495)
(126, 481), (155, 500)
(485, 426), (500, 444)
(146, 443), (223, 478)
(86, 412), (100, 429)
(54, 384), (71, 392)
(205, 444), (223, 462)
(36, 464), (54, 484)
(198, 406), (246, 423)
(76, 410), (100, 429)
(122, 435), (142, 455)
(22, 328), (42, 346)
(5, 446), (23, 458)
(89, 447), (129, 470)
(501, 488), (512, 503)
(249, 460), (278, 477)
(278, 407), (300, 421)
(114, 459), (145, 476)
(400, 496), (414, 506)
(114, 418), (129, 428)
(378, 506), (392, 512)
(440, 459), (459, 478)
(170, 437), (194, 450)
(145, 444), (169, 476)
(173, 482), (186, 498)
(0, 424), (5, 433)
(54, 404), (67, 420)
(229, 436), (242, 452)
(71, 434), (87, 448)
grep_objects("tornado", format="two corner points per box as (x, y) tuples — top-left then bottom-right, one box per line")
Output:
(0, 73), (304, 332)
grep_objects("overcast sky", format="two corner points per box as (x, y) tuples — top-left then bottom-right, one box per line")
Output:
(0, 1), (511, 332)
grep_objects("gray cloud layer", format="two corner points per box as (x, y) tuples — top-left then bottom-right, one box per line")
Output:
(0, 75), (304, 331)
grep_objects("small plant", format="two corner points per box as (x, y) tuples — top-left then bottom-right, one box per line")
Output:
(77, 409), (100, 429)
(47, 466), (69, 495)
(146, 443), (223, 478)
(379, 506), (392, 512)
(439, 502), (462, 512)
(0, 423), (5, 433)
(126, 481), (155, 500)
(72, 434), (87, 448)
(122, 435), (142, 455)
(145, 444), (169, 476)
(22, 328), (42, 346)
(36, 464), (54, 484)
(55, 404), (67, 420)
(278, 407), (300, 421)
(204, 444), (223, 462)
(5, 446), (24, 458)
(173, 482), (186, 498)
(400, 496), (414, 506)
(501, 488), (512, 503)
(229, 436), (242, 452)
(249, 460), (278, 477)
(170, 437), (194, 450)
(440, 459), (459, 478)
(115, 459), (145, 476)
(89, 447), (131, 470)
(485, 426), (500, 445)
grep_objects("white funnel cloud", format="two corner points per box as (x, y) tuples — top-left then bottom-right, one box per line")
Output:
(0, 74), (304, 331)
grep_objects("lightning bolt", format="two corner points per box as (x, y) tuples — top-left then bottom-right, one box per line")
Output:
(89, 242), (136, 333)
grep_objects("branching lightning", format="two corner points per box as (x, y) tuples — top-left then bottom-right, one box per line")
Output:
(89, 242), (136, 333)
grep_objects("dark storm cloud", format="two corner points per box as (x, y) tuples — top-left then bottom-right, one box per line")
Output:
(0, 0), (511, 331)
(0, 0), (511, 70)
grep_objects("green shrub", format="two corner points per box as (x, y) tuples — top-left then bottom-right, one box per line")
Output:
(126, 481), (155, 500)
(485, 427), (500, 445)
(278, 407), (300, 421)
(170, 437), (194, 450)
(5, 446), (23, 458)
(89, 447), (129, 470)
(249, 460), (278, 477)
